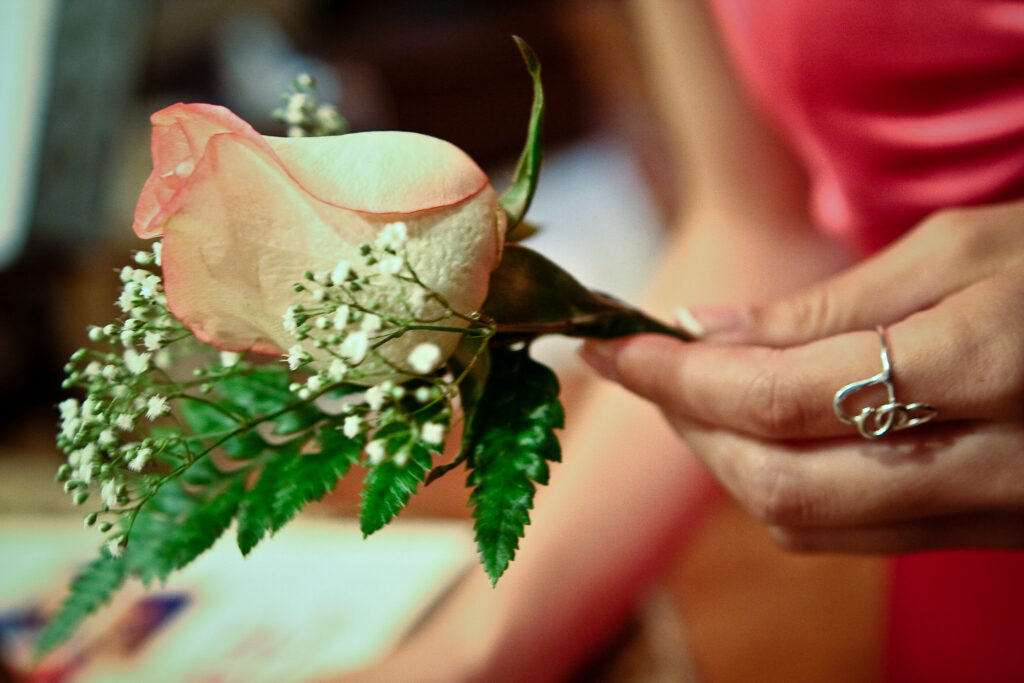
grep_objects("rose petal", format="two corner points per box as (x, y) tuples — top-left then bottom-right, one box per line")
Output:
(265, 131), (488, 214)
(134, 104), (272, 238)
(159, 128), (503, 365)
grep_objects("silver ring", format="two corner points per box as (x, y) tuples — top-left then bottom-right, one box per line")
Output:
(833, 326), (937, 439)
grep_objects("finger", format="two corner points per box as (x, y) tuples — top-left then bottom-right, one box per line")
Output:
(584, 275), (1024, 439)
(692, 207), (1024, 346)
(767, 511), (1024, 553)
(677, 418), (1024, 531)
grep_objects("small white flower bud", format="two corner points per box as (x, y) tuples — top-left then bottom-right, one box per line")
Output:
(123, 349), (151, 375)
(327, 359), (348, 382)
(379, 256), (404, 277)
(219, 351), (241, 367)
(143, 331), (164, 351)
(407, 343), (442, 374)
(361, 313), (382, 333)
(286, 344), (306, 371)
(333, 304), (351, 330)
(340, 331), (368, 364)
(145, 395), (169, 420)
(343, 415), (363, 439)
(364, 385), (386, 411)
(421, 422), (446, 445)
(365, 439), (386, 465)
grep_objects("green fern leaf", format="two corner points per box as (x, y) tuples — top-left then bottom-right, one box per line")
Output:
(237, 425), (362, 555)
(359, 442), (432, 536)
(35, 551), (127, 657)
(465, 346), (563, 584)
(127, 476), (245, 585)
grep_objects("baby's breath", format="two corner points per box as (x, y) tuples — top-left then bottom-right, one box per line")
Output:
(55, 240), (251, 548)
(271, 74), (348, 138)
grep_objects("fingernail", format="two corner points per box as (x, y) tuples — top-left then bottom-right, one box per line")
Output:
(675, 307), (707, 339)
(579, 340), (620, 382)
(677, 305), (750, 338)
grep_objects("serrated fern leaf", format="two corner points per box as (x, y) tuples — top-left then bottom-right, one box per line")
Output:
(236, 428), (361, 555)
(127, 476), (245, 585)
(35, 552), (127, 657)
(359, 443), (432, 536)
(149, 479), (245, 581)
(465, 347), (563, 584)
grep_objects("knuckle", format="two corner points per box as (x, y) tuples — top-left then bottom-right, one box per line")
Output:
(773, 287), (838, 341)
(766, 525), (816, 552)
(742, 359), (810, 438)
(740, 455), (816, 527)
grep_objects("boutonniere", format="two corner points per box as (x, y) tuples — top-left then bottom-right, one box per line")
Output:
(41, 38), (688, 654)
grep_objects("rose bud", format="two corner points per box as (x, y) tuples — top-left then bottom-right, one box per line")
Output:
(132, 103), (505, 374)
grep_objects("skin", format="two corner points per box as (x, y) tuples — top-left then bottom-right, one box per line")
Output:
(583, 200), (1024, 553)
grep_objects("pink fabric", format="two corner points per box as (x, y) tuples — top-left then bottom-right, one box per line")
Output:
(708, 0), (1024, 254)
(705, 1), (1024, 680)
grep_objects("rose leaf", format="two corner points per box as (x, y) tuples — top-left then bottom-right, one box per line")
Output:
(484, 244), (693, 344)
(499, 36), (544, 233)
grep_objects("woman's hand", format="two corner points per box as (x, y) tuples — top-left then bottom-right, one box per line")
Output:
(582, 201), (1024, 553)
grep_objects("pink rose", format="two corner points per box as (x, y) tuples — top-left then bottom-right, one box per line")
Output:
(133, 103), (505, 367)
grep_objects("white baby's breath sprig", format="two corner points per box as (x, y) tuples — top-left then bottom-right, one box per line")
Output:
(272, 74), (349, 138)
(55, 243), (262, 547)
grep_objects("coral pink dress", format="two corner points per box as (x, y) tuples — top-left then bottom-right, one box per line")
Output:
(705, 0), (1024, 680)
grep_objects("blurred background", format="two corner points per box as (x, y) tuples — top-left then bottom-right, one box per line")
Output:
(0, 1), (882, 681)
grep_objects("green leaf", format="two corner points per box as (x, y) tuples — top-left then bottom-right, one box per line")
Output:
(35, 551), (127, 657)
(499, 36), (544, 231)
(217, 366), (293, 413)
(178, 397), (264, 459)
(236, 427), (361, 555)
(464, 346), (563, 584)
(127, 476), (245, 585)
(359, 443), (432, 536)
(484, 245), (693, 344)
(216, 366), (324, 436)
